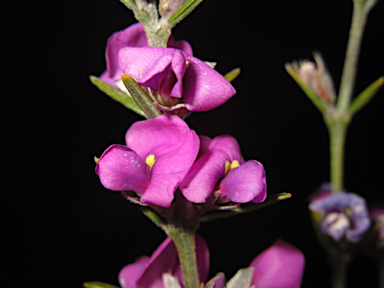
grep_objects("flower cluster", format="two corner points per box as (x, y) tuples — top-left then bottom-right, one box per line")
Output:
(94, 19), (294, 288)
(96, 115), (266, 208)
(118, 236), (305, 288)
(100, 23), (236, 115)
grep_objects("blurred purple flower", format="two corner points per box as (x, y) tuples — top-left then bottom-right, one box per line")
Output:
(95, 115), (199, 207)
(118, 236), (209, 288)
(249, 239), (305, 288)
(179, 135), (266, 204)
(118, 47), (236, 112)
(309, 192), (371, 243)
(100, 22), (192, 89)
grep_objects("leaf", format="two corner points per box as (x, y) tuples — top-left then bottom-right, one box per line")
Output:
(201, 193), (292, 222)
(120, 0), (136, 9)
(224, 68), (241, 82)
(168, 0), (204, 25)
(348, 76), (384, 115)
(83, 281), (120, 288)
(121, 74), (162, 119)
(90, 76), (146, 117)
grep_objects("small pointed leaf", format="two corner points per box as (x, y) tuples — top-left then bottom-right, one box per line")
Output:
(285, 63), (327, 113)
(83, 281), (120, 288)
(121, 74), (162, 119)
(168, 0), (204, 25)
(224, 68), (241, 82)
(201, 193), (292, 222)
(227, 267), (254, 288)
(90, 76), (146, 117)
(348, 76), (384, 115)
(120, 0), (136, 9)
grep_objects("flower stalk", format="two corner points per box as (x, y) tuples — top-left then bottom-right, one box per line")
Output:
(329, 250), (352, 288)
(168, 228), (200, 288)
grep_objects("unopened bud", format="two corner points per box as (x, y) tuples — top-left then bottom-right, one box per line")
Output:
(159, 0), (187, 17)
(297, 52), (337, 104)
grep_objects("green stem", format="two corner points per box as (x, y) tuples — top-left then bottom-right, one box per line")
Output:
(168, 228), (200, 288)
(337, 0), (371, 114)
(329, 251), (351, 288)
(327, 120), (348, 193)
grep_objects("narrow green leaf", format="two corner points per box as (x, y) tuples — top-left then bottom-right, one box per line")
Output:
(285, 64), (327, 113)
(90, 76), (146, 117)
(83, 281), (119, 288)
(139, 206), (167, 229)
(201, 193), (291, 222)
(224, 68), (241, 82)
(168, 0), (204, 25)
(348, 76), (384, 115)
(121, 75), (161, 118)
(120, 0), (136, 9)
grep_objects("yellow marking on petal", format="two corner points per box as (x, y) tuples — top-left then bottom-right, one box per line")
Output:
(199, 283), (204, 288)
(186, 60), (190, 67)
(146, 154), (156, 170)
(230, 160), (240, 169)
(225, 160), (231, 175)
(225, 160), (240, 175)
(94, 156), (99, 164)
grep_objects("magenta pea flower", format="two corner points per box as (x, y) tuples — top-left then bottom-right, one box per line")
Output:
(118, 236), (209, 288)
(249, 239), (305, 288)
(95, 115), (199, 207)
(309, 192), (371, 243)
(100, 22), (193, 89)
(118, 47), (236, 112)
(179, 135), (266, 204)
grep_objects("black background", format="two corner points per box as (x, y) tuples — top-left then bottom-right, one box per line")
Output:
(9, 0), (383, 287)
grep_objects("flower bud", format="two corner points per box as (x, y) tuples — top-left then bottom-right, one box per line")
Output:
(159, 0), (187, 17)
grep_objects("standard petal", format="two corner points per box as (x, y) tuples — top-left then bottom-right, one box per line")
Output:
(119, 47), (185, 81)
(119, 256), (150, 288)
(167, 35), (193, 56)
(249, 239), (305, 288)
(95, 144), (150, 194)
(137, 54), (174, 91)
(126, 115), (199, 207)
(219, 160), (267, 203)
(105, 23), (149, 80)
(210, 135), (244, 163)
(182, 56), (236, 111)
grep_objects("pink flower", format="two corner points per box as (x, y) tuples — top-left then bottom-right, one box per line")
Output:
(249, 239), (305, 288)
(95, 115), (199, 207)
(118, 47), (236, 113)
(179, 135), (266, 204)
(100, 23), (192, 89)
(118, 238), (304, 288)
(118, 236), (209, 288)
